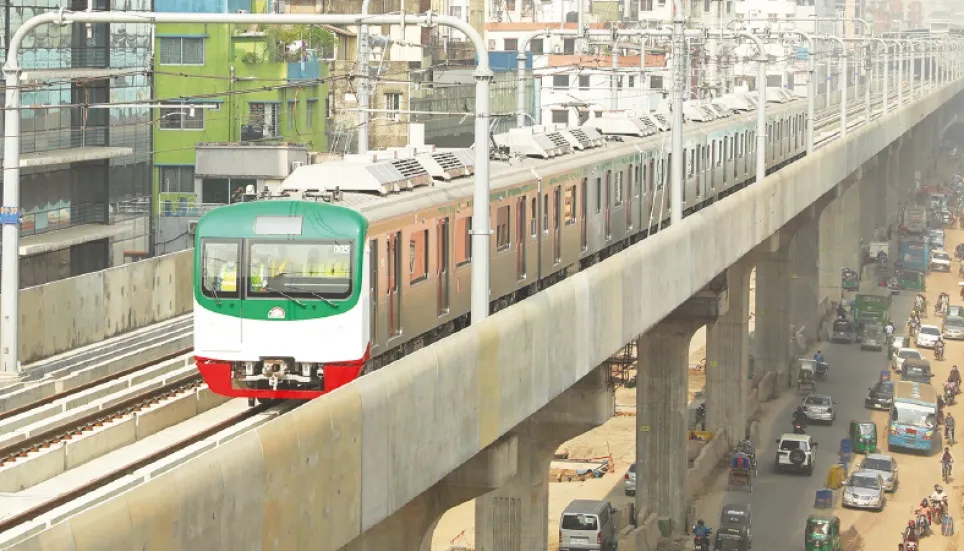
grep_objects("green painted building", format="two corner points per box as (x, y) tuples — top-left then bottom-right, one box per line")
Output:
(153, 0), (329, 213)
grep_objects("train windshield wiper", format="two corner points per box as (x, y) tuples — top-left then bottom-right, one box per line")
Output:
(282, 284), (336, 307)
(263, 285), (307, 308)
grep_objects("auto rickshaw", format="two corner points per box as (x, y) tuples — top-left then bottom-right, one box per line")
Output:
(841, 268), (859, 292)
(830, 319), (856, 344)
(805, 515), (842, 551)
(849, 420), (878, 454)
(798, 364), (817, 393)
(899, 270), (927, 292)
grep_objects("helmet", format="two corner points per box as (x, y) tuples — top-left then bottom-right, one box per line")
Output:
(909, 520), (916, 527)
(697, 520), (704, 526)
(936, 484), (943, 491)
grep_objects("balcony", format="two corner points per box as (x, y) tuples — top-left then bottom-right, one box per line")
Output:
(195, 142), (311, 180)
(287, 51), (322, 81)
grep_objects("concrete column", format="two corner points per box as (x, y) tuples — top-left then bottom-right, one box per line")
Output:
(475, 366), (613, 551)
(754, 240), (791, 389)
(857, 162), (878, 246)
(884, 145), (899, 231)
(818, 195), (843, 306)
(788, 218), (820, 344)
(636, 294), (720, 536)
(705, 261), (751, 447)
(342, 436), (518, 551)
(839, 173), (863, 271)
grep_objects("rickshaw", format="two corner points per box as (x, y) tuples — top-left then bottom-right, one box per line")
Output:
(830, 319), (856, 344)
(899, 270), (926, 292)
(849, 420), (878, 454)
(798, 365), (817, 393)
(804, 515), (842, 551)
(727, 452), (753, 492)
(841, 268), (859, 292)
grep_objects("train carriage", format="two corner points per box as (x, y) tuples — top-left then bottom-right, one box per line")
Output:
(194, 96), (812, 402)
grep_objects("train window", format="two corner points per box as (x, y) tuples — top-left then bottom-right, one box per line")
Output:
(496, 205), (511, 252)
(248, 241), (353, 299)
(553, 187), (561, 262)
(614, 171), (624, 206)
(456, 216), (472, 267)
(595, 177), (602, 214)
(200, 239), (240, 299)
(517, 198), (526, 280)
(530, 198), (537, 237)
(409, 230), (429, 284)
(634, 165), (641, 197)
(370, 239), (378, 340)
(543, 194), (549, 233)
(565, 186), (577, 225)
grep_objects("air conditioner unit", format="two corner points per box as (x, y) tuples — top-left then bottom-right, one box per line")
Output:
(291, 161), (304, 171)
(237, 9), (248, 14)
(188, 221), (199, 235)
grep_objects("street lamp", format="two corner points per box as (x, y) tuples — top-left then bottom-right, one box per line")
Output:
(818, 35), (847, 139)
(1, 9), (496, 376)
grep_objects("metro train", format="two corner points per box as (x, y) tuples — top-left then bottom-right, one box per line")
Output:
(194, 97), (812, 402)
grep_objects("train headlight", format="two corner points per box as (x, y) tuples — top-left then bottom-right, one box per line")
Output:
(301, 363), (313, 377)
(245, 362), (256, 376)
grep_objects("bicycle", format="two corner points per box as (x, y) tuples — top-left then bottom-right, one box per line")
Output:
(942, 460), (952, 482)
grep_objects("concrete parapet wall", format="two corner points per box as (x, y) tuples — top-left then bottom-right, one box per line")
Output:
(14, 250), (192, 364)
(9, 82), (963, 550)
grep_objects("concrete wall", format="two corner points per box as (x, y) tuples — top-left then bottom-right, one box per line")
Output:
(9, 81), (963, 551)
(15, 250), (193, 365)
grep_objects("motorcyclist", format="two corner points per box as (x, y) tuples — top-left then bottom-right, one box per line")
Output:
(941, 447), (955, 478)
(837, 304), (847, 319)
(904, 519), (920, 543)
(792, 406), (809, 430)
(814, 350), (825, 363)
(693, 519), (712, 549)
(936, 337), (945, 359)
(949, 365), (962, 386)
(917, 499), (932, 527)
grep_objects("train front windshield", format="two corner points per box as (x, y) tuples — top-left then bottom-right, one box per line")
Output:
(247, 241), (354, 299)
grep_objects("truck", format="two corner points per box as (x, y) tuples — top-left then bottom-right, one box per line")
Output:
(854, 288), (892, 328)
(903, 206), (927, 234)
(899, 239), (929, 273)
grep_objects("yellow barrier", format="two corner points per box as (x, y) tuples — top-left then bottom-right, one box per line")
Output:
(825, 464), (846, 490)
(689, 431), (714, 441)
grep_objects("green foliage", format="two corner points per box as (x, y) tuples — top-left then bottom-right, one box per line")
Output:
(266, 25), (336, 61)
(241, 51), (259, 64)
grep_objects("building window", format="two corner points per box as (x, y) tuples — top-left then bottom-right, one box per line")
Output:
(249, 102), (279, 137)
(651, 75), (664, 89)
(551, 110), (568, 124)
(617, 76), (623, 89)
(704, 0), (710, 10)
(449, 5), (462, 18)
(531, 39), (544, 54)
(158, 37), (204, 65)
(553, 75), (570, 89)
(385, 92), (401, 117)
(496, 205), (510, 251)
(159, 166), (195, 194)
(641, 0), (653, 9)
(287, 101), (296, 131)
(410, 229), (429, 284)
(504, 38), (518, 51)
(506, 0), (516, 10)
(159, 104), (204, 130)
(306, 99), (317, 129)
(629, 76), (635, 87)
(563, 38), (575, 55)
(579, 75), (590, 90)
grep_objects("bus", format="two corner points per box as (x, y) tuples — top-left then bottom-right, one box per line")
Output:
(888, 381), (940, 452)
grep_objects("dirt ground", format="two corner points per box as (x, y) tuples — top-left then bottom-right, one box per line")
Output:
(431, 277), (756, 550)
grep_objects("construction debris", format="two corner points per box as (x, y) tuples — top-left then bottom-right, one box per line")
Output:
(549, 457), (613, 482)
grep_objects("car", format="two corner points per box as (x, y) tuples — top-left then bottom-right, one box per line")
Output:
(930, 250), (952, 272)
(624, 463), (636, 495)
(775, 433), (817, 474)
(802, 394), (837, 423)
(944, 315), (964, 339)
(930, 234), (946, 249)
(949, 305), (964, 319)
(917, 324), (942, 348)
(865, 381), (895, 410)
(715, 502), (753, 551)
(842, 471), (885, 511)
(892, 347), (923, 372)
(857, 453), (899, 492)
(890, 335), (907, 355)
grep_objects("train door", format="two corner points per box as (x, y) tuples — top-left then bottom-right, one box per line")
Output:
(517, 197), (527, 279)
(437, 218), (450, 316)
(580, 178), (588, 252)
(553, 186), (561, 263)
(605, 170), (612, 240)
(369, 239), (378, 345)
(387, 231), (402, 337)
(626, 165), (633, 231)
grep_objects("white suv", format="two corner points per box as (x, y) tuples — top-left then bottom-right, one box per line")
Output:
(775, 433), (817, 475)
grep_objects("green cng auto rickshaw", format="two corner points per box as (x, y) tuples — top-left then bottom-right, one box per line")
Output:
(898, 270), (926, 292)
(849, 421), (878, 454)
(805, 515), (842, 551)
(841, 268), (859, 292)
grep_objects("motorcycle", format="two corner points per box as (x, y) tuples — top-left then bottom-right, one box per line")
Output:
(916, 513), (930, 538)
(931, 500), (945, 524)
(945, 387), (956, 406)
(693, 532), (711, 551)
(943, 460), (952, 482)
(936, 344), (945, 361)
(792, 420), (807, 434)
(902, 541), (919, 551)
(947, 424), (956, 445)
